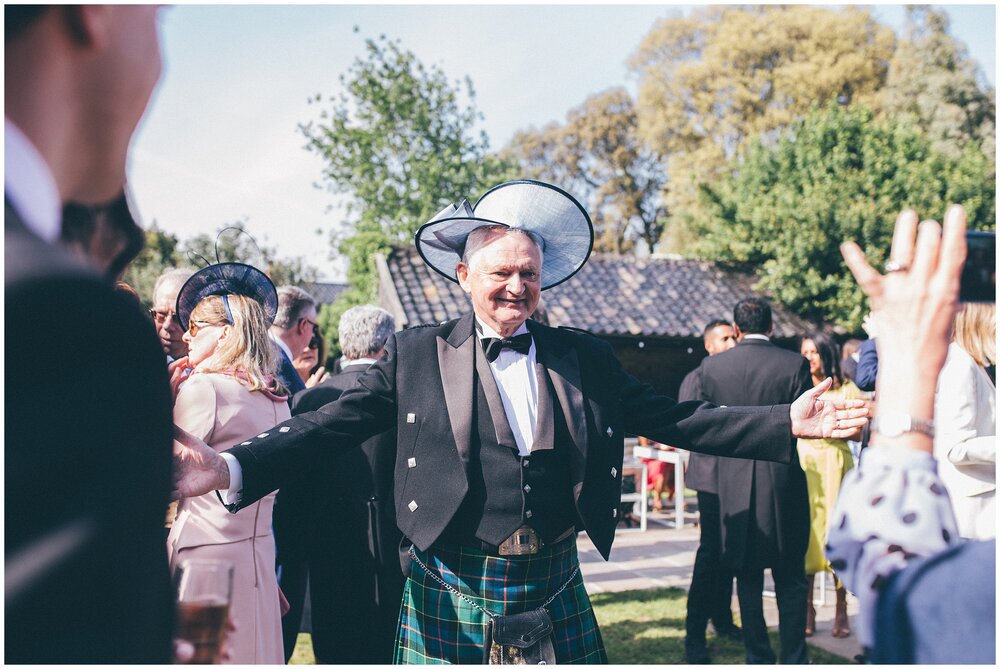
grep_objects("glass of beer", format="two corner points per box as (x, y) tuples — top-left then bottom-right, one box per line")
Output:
(174, 558), (233, 664)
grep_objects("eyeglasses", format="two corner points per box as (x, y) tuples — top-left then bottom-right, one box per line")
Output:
(308, 330), (322, 350)
(187, 320), (225, 337)
(149, 309), (182, 327)
(302, 319), (322, 350)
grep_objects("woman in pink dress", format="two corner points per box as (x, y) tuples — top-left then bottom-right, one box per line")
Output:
(166, 264), (289, 664)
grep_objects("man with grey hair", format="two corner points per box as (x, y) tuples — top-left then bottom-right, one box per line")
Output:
(173, 181), (868, 663)
(150, 267), (194, 361)
(274, 305), (402, 663)
(269, 285), (318, 394)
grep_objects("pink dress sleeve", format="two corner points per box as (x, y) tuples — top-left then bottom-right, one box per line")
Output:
(173, 374), (218, 446)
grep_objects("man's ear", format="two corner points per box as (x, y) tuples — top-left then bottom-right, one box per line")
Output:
(456, 262), (472, 294)
(733, 324), (744, 341)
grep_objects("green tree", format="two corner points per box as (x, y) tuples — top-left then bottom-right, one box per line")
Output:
(180, 221), (319, 288)
(300, 33), (517, 304)
(503, 88), (668, 254)
(881, 6), (996, 160)
(696, 104), (994, 332)
(122, 222), (184, 306)
(629, 5), (896, 250)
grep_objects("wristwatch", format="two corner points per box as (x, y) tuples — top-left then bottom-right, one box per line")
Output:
(872, 411), (935, 439)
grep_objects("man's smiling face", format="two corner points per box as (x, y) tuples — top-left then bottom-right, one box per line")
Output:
(456, 230), (542, 337)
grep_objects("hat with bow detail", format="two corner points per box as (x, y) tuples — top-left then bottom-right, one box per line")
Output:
(414, 179), (594, 290)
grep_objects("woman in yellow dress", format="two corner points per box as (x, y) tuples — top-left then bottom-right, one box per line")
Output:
(798, 331), (863, 639)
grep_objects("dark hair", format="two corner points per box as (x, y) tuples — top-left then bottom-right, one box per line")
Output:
(6, 6), (49, 40)
(802, 331), (843, 387)
(733, 298), (772, 334)
(702, 319), (731, 339)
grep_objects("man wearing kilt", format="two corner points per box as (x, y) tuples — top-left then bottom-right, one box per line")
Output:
(172, 180), (868, 663)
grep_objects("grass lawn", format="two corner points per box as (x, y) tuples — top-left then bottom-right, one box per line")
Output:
(289, 587), (849, 664)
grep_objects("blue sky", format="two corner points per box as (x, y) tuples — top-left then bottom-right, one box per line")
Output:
(129, 4), (997, 281)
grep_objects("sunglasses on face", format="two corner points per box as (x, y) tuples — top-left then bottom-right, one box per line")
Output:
(187, 320), (224, 337)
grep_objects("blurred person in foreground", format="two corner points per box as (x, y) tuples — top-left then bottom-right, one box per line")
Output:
(830, 206), (994, 664)
(932, 302), (995, 540)
(279, 305), (405, 663)
(681, 319), (740, 663)
(797, 331), (865, 639)
(5, 5), (174, 662)
(170, 181), (868, 664)
(166, 263), (289, 664)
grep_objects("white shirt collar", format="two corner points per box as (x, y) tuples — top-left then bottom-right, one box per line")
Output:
(269, 331), (293, 360)
(742, 333), (771, 342)
(5, 118), (61, 242)
(343, 357), (378, 367)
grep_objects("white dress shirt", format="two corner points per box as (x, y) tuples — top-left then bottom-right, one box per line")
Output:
(476, 318), (539, 456)
(5, 117), (61, 242)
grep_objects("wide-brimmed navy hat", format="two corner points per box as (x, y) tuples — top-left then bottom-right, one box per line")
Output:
(415, 180), (594, 290)
(176, 262), (278, 330)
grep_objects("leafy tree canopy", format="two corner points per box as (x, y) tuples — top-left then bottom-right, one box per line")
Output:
(503, 88), (668, 254)
(696, 103), (995, 332)
(122, 221), (318, 308)
(629, 5), (896, 245)
(882, 6), (996, 160)
(300, 33), (517, 301)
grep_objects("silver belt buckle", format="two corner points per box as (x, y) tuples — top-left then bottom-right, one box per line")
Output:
(498, 525), (541, 556)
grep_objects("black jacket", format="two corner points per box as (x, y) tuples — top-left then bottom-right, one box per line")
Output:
(226, 313), (797, 559)
(698, 337), (812, 570)
(5, 203), (174, 662)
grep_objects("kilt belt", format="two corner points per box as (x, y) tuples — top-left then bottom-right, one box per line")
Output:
(487, 525), (576, 557)
(394, 539), (607, 664)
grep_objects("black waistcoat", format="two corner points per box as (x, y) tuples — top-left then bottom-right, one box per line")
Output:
(441, 348), (578, 546)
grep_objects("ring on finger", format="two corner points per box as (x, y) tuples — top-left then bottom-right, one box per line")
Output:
(884, 259), (909, 273)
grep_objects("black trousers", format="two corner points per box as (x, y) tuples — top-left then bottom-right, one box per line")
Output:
(735, 560), (808, 664)
(275, 496), (396, 664)
(685, 491), (737, 643)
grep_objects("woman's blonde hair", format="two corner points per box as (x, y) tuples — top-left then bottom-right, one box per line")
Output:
(953, 302), (996, 368)
(190, 294), (286, 395)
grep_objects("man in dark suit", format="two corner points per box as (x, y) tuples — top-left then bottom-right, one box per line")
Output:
(275, 305), (403, 663)
(269, 285), (317, 394)
(5, 6), (174, 663)
(699, 298), (813, 664)
(682, 319), (740, 663)
(172, 182), (865, 663)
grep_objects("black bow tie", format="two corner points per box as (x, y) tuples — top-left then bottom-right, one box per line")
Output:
(481, 333), (533, 363)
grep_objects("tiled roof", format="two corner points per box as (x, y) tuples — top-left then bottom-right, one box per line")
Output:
(301, 281), (349, 306)
(380, 246), (817, 339)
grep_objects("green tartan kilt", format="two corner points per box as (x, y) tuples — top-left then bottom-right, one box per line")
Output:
(394, 538), (607, 664)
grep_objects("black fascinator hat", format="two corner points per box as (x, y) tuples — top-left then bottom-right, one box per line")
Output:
(175, 228), (278, 330)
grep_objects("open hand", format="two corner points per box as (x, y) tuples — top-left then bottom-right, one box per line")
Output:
(840, 207), (966, 422)
(790, 377), (870, 439)
(171, 424), (230, 500)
